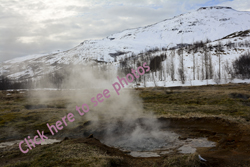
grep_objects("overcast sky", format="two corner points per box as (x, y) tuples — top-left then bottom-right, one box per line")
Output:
(1, 0), (250, 62)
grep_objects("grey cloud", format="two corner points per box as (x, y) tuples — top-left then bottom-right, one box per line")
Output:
(218, 0), (250, 11)
(1, 0), (249, 63)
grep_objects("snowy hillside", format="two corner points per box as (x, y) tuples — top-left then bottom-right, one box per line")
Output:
(1, 6), (250, 81)
(119, 29), (250, 88)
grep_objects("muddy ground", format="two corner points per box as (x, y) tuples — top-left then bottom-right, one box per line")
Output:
(69, 116), (250, 167)
(1, 117), (250, 167)
(1, 84), (250, 166)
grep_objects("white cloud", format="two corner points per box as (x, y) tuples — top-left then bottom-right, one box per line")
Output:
(218, 0), (250, 11)
(17, 37), (37, 44)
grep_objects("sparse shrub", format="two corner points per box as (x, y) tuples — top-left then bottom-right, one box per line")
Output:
(149, 56), (162, 72)
(233, 51), (250, 79)
(214, 72), (221, 85)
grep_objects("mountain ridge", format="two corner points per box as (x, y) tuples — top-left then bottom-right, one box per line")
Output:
(1, 6), (250, 81)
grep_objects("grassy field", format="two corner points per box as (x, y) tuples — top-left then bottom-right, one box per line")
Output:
(1, 139), (124, 167)
(1, 83), (250, 166)
(138, 83), (250, 121)
(0, 90), (77, 140)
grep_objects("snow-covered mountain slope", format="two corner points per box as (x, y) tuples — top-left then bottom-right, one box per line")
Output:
(133, 29), (250, 85)
(1, 6), (250, 80)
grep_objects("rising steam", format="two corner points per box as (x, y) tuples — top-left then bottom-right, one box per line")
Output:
(28, 62), (173, 152)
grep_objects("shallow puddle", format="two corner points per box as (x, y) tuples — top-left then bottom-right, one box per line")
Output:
(0, 140), (22, 148)
(0, 139), (61, 148)
(102, 130), (216, 157)
(178, 138), (216, 154)
(84, 118), (220, 158)
(130, 151), (160, 157)
(127, 137), (215, 157)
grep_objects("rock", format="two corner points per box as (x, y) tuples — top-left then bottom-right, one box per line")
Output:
(63, 137), (69, 141)
(87, 134), (94, 138)
(178, 136), (187, 140)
